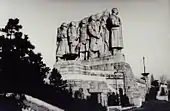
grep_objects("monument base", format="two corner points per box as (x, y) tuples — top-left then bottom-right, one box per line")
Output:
(54, 54), (142, 104)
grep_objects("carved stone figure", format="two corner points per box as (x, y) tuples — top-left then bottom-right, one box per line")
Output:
(108, 8), (123, 55)
(77, 19), (89, 60)
(67, 21), (78, 54)
(99, 18), (110, 56)
(56, 8), (124, 61)
(88, 15), (100, 58)
(102, 10), (110, 23)
(95, 14), (101, 33)
(95, 14), (104, 57)
(56, 23), (69, 61)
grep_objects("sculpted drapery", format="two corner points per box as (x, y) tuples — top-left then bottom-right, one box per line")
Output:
(100, 18), (110, 56)
(100, 10), (110, 56)
(108, 8), (123, 51)
(77, 19), (89, 60)
(87, 15), (100, 58)
(67, 21), (79, 54)
(56, 23), (69, 60)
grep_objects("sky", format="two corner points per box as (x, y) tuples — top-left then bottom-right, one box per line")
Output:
(0, 0), (169, 79)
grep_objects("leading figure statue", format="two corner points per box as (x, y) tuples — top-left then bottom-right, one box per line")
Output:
(108, 8), (123, 55)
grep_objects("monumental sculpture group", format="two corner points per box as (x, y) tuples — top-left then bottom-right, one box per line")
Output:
(54, 8), (146, 105)
(56, 8), (123, 61)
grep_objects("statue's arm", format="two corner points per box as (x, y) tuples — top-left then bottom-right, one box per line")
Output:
(110, 16), (120, 27)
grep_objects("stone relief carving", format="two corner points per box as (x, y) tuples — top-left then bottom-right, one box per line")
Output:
(102, 10), (110, 23)
(107, 8), (123, 55)
(56, 8), (123, 61)
(88, 15), (100, 58)
(56, 23), (69, 61)
(100, 18), (110, 56)
(67, 21), (79, 54)
(77, 19), (89, 60)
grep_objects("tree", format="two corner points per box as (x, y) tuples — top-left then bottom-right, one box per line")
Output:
(0, 18), (50, 92)
(160, 75), (167, 84)
(167, 80), (170, 100)
(151, 80), (159, 87)
(150, 74), (154, 85)
(49, 68), (67, 90)
(0, 18), (50, 109)
(167, 80), (170, 89)
(146, 80), (159, 101)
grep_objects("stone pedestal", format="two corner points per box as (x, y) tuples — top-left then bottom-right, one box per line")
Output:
(54, 54), (137, 104)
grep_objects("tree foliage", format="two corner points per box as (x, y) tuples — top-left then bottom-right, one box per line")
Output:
(159, 75), (167, 84)
(0, 18), (50, 93)
(49, 68), (67, 90)
(150, 74), (154, 85)
(167, 80), (170, 89)
(146, 80), (159, 101)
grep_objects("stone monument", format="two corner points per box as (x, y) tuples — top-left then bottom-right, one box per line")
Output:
(54, 8), (142, 105)
(67, 21), (79, 55)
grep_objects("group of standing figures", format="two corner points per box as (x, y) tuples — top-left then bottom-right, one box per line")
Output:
(56, 8), (123, 61)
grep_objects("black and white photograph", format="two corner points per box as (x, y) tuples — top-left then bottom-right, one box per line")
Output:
(0, 0), (169, 111)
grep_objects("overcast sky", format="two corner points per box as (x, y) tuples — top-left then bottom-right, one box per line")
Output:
(0, 0), (170, 79)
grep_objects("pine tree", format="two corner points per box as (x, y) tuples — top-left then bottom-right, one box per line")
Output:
(49, 68), (67, 90)
(0, 18), (50, 109)
(160, 75), (167, 84)
(150, 74), (154, 85)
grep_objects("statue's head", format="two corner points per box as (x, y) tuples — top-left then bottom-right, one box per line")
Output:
(81, 19), (86, 24)
(101, 18), (106, 25)
(89, 15), (96, 23)
(103, 10), (110, 16)
(111, 8), (119, 15)
(96, 14), (101, 22)
(61, 22), (67, 28)
(80, 19), (86, 27)
(70, 21), (76, 27)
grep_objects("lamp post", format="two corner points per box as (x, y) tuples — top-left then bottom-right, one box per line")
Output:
(141, 57), (150, 94)
(114, 62), (126, 106)
(115, 63), (126, 94)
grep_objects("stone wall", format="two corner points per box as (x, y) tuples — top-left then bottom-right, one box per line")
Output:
(54, 55), (138, 104)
